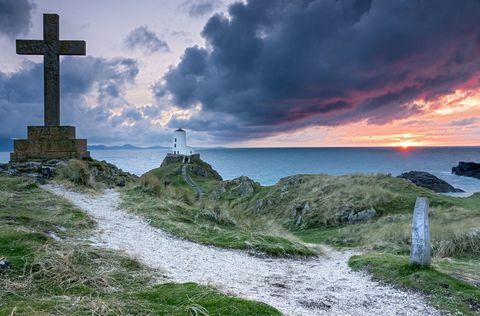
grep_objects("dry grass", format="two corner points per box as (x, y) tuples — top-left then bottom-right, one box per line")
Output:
(24, 244), (118, 292)
(56, 159), (97, 189)
(300, 205), (480, 258)
(140, 173), (194, 205)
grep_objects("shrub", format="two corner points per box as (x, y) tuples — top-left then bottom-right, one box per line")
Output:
(56, 160), (96, 188)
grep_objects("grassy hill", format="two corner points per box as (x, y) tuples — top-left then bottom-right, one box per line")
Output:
(0, 174), (280, 314)
(29, 156), (480, 314)
(121, 155), (316, 256)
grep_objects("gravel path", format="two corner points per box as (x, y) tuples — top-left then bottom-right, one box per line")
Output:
(44, 184), (439, 316)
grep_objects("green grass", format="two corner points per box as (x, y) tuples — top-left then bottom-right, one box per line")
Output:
(138, 283), (281, 315)
(349, 253), (480, 315)
(434, 256), (480, 288)
(0, 174), (280, 315)
(121, 185), (316, 256)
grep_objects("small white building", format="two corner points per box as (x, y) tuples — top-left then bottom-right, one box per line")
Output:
(172, 128), (194, 156)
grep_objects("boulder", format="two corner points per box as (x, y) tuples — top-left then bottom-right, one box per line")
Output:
(452, 162), (480, 180)
(211, 176), (258, 199)
(398, 171), (464, 193)
(293, 202), (310, 226)
(0, 258), (10, 271)
(343, 208), (377, 223)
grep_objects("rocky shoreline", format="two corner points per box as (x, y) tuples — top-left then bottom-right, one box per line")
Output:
(398, 171), (464, 193)
(452, 162), (480, 180)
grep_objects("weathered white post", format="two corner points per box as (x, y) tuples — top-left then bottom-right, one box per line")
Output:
(410, 197), (431, 266)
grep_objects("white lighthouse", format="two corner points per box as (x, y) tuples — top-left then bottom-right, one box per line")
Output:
(172, 128), (194, 156)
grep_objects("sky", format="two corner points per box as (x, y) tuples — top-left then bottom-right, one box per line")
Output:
(0, 0), (479, 147)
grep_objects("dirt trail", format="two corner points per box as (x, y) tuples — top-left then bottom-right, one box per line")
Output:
(44, 184), (439, 316)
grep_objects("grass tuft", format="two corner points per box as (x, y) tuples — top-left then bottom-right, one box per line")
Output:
(56, 159), (96, 188)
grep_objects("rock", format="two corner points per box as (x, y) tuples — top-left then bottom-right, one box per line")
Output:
(211, 176), (258, 199)
(0, 159), (137, 188)
(0, 258), (10, 271)
(160, 154), (223, 181)
(398, 171), (464, 193)
(294, 202), (310, 226)
(343, 208), (377, 223)
(0, 160), (66, 182)
(452, 162), (480, 180)
(87, 160), (137, 188)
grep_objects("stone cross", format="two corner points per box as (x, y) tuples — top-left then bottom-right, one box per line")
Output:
(410, 197), (431, 267)
(16, 14), (86, 126)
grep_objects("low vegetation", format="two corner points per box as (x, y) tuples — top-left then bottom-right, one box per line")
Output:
(0, 174), (280, 314)
(122, 157), (316, 256)
(124, 156), (479, 315)
(121, 186), (315, 256)
(55, 158), (137, 190)
(126, 157), (480, 260)
(349, 254), (480, 315)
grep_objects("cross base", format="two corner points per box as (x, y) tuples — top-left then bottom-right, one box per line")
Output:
(10, 126), (90, 162)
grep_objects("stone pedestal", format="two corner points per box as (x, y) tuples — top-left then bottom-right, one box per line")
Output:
(10, 126), (90, 162)
(410, 197), (431, 267)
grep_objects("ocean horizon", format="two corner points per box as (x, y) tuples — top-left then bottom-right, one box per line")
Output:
(1, 146), (479, 196)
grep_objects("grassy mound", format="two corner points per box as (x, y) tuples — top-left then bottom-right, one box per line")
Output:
(124, 156), (315, 256)
(349, 254), (480, 315)
(0, 174), (280, 315)
(204, 173), (479, 258)
(55, 159), (137, 189)
(121, 186), (316, 256)
(129, 156), (480, 258)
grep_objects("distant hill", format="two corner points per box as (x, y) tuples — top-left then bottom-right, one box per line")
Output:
(0, 139), (13, 152)
(88, 144), (169, 150)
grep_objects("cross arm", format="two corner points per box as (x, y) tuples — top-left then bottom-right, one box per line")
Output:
(16, 40), (44, 55)
(59, 40), (86, 55)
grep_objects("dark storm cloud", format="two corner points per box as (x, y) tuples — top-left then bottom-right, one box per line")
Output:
(0, 0), (35, 39)
(182, 0), (220, 17)
(158, 0), (480, 141)
(125, 26), (170, 54)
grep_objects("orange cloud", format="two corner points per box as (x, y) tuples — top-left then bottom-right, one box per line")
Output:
(233, 88), (480, 148)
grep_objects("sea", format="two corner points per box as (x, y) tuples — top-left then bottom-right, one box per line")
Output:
(1, 147), (480, 196)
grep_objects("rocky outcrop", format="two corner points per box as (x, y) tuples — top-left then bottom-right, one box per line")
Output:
(210, 176), (258, 199)
(398, 171), (464, 193)
(85, 160), (137, 187)
(160, 154), (223, 181)
(452, 162), (480, 180)
(0, 160), (65, 182)
(342, 208), (377, 223)
(293, 202), (310, 226)
(0, 159), (136, 187)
